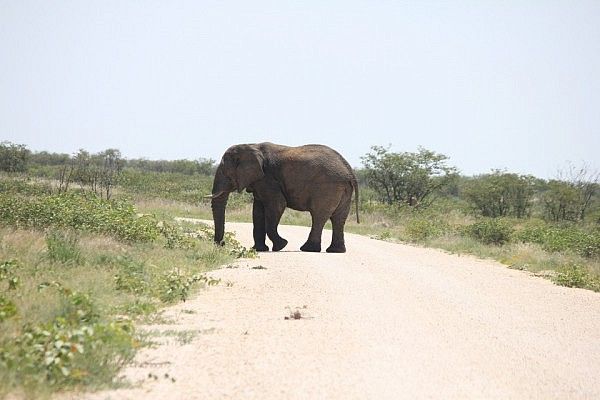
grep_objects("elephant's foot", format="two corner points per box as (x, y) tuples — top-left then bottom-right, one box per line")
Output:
(300, 241), (321, 252)
(326, 244), (346, 253)
(252, 243), (270, 252)
(272, 238), (288, 252)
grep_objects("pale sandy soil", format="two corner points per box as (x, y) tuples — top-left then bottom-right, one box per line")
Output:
(73, 221), (600, 400)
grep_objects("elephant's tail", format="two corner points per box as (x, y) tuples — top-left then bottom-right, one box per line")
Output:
(353, 179), (360, 224)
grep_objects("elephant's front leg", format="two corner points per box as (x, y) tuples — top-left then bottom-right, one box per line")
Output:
(264, 199), (288, 252)
(251, 198), (269, 252)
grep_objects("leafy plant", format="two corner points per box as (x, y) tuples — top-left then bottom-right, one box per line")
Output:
(0, 282), (136, 389)
(194, 223), (257, 258)
(405, 218), (447, 242)
(553, 264), (600, 291)
(465, 219), (513, 245)
(0, 191), (161, 242)
(158, 269), (219, 303)
(159, 222), (195, 249)
(0, 260), (20, 324)
(0, 318), (135, 388)
(0, 297), (17, 323)
(113, 257), (150, 295)
(0, 259), (20, 290)
(514, 223), (600, 258)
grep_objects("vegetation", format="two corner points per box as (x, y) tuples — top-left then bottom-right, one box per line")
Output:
(0, 141), (30, 173)
(542, 164), (599, 222)
(361, 146), (457, 208)
(462, 171), (535, 218)
(0, 173), (251, 397)
(0, 140), (598, 396)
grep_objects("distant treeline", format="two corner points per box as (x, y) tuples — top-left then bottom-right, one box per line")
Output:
(0, 141), (216, 176)
(2, 141), (599, 224)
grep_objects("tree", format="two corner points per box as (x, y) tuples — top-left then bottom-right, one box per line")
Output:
(462, 171), (534, 218)
(97, 149), (124, 199)
(543, 163), (599, 222)
(64, 148), (124, 199)
(124, 157), (215, 175)
(0, 141), (30, 173)
(361, 146), (457, 208)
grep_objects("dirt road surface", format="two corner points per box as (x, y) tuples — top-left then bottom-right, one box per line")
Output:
(80, 221), (600, 399)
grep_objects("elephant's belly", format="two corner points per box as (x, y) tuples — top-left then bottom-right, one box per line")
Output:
(286, 199), (309, 212)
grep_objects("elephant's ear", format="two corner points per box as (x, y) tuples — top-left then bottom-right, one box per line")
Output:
(235, 148), (264, 191)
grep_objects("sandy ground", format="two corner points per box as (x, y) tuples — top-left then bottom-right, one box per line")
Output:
(76, 221), (600, 400)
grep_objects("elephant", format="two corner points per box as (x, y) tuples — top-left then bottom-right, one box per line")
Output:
(208, 142), (359, 253)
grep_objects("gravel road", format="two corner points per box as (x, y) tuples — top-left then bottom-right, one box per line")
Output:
(80, 221), (600, 399)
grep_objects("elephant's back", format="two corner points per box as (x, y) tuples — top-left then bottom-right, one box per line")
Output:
(279, 144), (355, 182)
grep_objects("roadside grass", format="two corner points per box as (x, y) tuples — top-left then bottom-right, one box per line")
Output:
(0, 180), (251, 397)
(0, 225), (237, 397)
(178, 199), (600, 293)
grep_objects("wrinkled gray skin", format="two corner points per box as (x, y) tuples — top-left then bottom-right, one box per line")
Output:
(210, 142), (359, 253)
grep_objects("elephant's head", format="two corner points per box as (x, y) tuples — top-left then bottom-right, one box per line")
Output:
(209, 144), (265, 245)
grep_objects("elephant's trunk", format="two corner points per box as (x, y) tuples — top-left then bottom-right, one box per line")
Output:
(211, 164), (232, 245)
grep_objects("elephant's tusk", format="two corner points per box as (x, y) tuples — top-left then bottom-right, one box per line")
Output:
(204, 190), (226, 199)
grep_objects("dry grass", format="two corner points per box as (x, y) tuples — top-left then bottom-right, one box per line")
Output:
(0, 224), (236, 395)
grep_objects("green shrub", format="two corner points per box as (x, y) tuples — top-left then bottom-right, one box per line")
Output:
(0, 282), (136, 389)
(157, 269), (219, 303)
(0, 191), (161, 242)
(0, 142), (29, 173)
(159, 222), (195, 249)
(113, 257), (149, 295)
(462, 172), (534, 218)
(404, 218), (447, 242)
(553, 264), (600, 291)
(0, 318), (135, 388)
(465, 219), (514, 245)
(0, 260), (20, 323)
(117, 169), (213, 204)
(193, 223), (257, 258)
(0, 297), (17, 323)
(515, 223), (600, 258)
(0, 259), (20, 291)
(0, 178), (53, 196)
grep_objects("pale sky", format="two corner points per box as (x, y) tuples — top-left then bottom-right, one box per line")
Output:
(1, 1), (599, 178)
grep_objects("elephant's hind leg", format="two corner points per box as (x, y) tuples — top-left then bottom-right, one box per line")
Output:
(300, 208), (333, 253)
(326, 192), (351, 253)
(300, 211), (329, 252)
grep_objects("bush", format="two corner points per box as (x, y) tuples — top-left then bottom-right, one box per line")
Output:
(514, 223), (600, 258)
(157, 269), (220, 303)
(462, 172), (534, 218)
(0, 282), (136, 389)
(465, 219), (514, 245)
(0, 142), (30, 173)
(0, 191), (161, 242)
(0, 318), (135, 388)
(0, 178), (53, 196)
(404, 218), (447, 242)
(113, 257), (150, 295)
(117, 169), (213, 204)
(553, 264), (600, 291)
